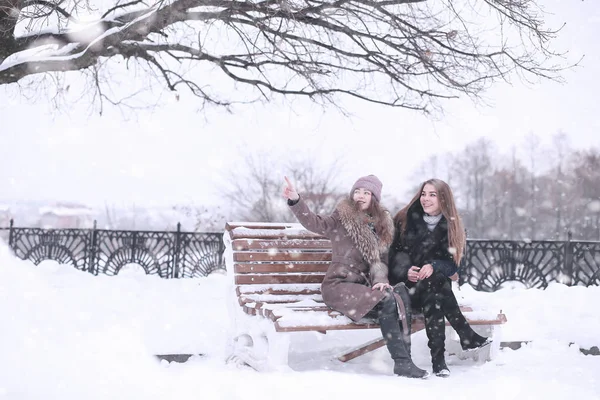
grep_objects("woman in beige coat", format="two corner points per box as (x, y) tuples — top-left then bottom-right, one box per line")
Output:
(283, 175), (428, 379)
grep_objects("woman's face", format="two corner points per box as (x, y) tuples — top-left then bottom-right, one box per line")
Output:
(353, 188), (372, 211)
(420, 183), (441, 216)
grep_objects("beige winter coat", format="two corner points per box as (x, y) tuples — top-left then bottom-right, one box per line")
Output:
(289, 198), (394, 322)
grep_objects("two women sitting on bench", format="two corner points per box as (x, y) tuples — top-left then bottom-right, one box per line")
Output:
(283, 175), (489, 379)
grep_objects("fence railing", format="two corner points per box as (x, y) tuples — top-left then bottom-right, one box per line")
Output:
(0, 220), (225, 278)
(460, 232), (600, 291)
(1, 221), (599, 290)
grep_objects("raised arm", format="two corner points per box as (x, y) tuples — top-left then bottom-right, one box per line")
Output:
(283, 176), (338, 236)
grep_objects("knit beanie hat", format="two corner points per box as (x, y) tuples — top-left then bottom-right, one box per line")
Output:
(351, 175), (383, 202)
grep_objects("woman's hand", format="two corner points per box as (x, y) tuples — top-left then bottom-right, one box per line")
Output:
(372, 282), (391, 292)
(407, 266), (420, 282)
(282, 176), (300, 201)
(417, 264), (434, 280)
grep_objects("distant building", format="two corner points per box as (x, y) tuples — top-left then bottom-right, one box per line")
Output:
(38, 203), (94, 229)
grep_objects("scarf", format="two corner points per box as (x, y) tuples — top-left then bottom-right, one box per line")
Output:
(423, 213), (443, 232)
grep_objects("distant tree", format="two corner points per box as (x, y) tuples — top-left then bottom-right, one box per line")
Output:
(568, 149), (600, 240)
(101, 202), (141, 229)
(220, 152), (344, 222)
(506, 148), (533, 240)
(175, 204), (229, 231)
(450, 138), (494, 237)
(410, 153), (454, 185)
(545, 132), (572, 239)
(0, 0), (575, 113)
(405, 136), (600, 240)
(486, 167), (516, 239)
(286, 158), (345, 215)
(524, 133), (541, 239)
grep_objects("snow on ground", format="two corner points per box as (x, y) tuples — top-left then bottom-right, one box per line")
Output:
(1, 241), (599, 400)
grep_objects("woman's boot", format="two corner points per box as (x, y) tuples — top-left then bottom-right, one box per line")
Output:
(422, 289), (450, 377)
(436, 275), (491, 351)
(378, 292), (429, 379)
(393, 283), (413, 356)
(432, 355), (450, 377)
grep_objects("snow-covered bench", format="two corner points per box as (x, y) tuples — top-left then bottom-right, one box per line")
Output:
(223, 222), (507, 371)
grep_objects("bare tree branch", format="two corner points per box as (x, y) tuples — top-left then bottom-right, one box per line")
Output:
(0, 0), (577, 113)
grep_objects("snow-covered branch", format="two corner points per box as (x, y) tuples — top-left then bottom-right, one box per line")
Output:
(0, 0), (575, 113)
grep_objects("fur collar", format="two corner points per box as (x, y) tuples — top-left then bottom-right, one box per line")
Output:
(336, 199), (394, 264)
(407, 201), (448, 238)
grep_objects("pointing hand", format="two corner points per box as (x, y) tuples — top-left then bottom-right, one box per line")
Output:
(283, 176), (300, 201)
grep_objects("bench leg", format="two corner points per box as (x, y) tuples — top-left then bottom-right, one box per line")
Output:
(336, 337), (386, 362)
(484, 324), (503, 362)
(226, 333), (255, 367)
(226, 323), (292, 372)
(266, 330), (292, 371)
(337, 322), (427, 363)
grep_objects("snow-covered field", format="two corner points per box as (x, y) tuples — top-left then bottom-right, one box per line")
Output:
(1, 241), (599, 400)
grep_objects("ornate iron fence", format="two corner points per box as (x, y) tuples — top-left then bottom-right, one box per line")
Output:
(460, 232), (600, 291)
(1, 220), (599, 288)
(0, 220), (225, 278)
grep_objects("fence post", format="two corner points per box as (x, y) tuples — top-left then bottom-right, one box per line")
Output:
(88, 220), (98, 275)
(563, 230), (574, 286)
(218, 230), (226, 270)
(173, 222), (182, 279)
(459, 229), (469, 286)
(8, 218), (14, 249)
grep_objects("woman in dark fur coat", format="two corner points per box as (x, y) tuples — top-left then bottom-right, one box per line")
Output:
(283, 175), (428, 379)
(388, 178), (490, 377)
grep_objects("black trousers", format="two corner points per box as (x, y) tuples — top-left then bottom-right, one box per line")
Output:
(408, 271), (480, 365)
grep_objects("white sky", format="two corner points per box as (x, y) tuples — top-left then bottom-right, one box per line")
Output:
(1, 0), (599, 209)
(1, 244), (599, 398)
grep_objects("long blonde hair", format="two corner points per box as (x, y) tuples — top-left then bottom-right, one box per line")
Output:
(393, 179), (466, 264)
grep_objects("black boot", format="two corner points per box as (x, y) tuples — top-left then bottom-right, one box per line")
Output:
(435, 274), (491, 351)
(393, 283), (413, 357)
(461, 335), (493, 351)
(432, 355), (450, 377)
(378, 292), (429, 379)
(422, 289), (450, 377)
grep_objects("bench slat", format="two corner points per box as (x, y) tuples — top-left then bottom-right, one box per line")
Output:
(237, 285), (322, 296)
(241, 301), (472, 315)
(232, 239), (332, 251)
(228, 229), (325, 240)
(274, 318), (380, 332)
(235, 274), (326, 285)
(240, 293), (324, 303)
(235, 263), (330, 274)
(230, 232), (323, 240)
(226, 222), (300, 230)
(233, 252), (332, 262)
(272, 313), (506, 333)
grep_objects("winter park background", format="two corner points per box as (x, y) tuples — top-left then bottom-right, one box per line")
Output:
(2, 0), (600, 398)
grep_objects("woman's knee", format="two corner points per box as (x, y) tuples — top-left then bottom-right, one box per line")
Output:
(377, 291), (397, 317)
(422, 270), (449, 290)
(392, 283), (412, 308)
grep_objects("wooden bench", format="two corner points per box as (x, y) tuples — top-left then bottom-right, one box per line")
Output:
(224, 221), (507, 372)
